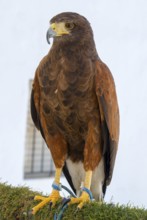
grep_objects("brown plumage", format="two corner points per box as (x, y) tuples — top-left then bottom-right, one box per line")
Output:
(31, 12), (119, 213)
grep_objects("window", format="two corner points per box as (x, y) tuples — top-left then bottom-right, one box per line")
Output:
(24, 80), (55, 179)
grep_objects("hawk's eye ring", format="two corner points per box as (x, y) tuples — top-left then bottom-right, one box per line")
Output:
(65, 22), (75, 30)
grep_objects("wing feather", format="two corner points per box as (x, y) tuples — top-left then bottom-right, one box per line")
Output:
(31, 70), (45, 140)
(95, 60), (119, 185)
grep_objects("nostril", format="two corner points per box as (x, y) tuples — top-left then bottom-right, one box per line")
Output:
(51, 23), (56, 31)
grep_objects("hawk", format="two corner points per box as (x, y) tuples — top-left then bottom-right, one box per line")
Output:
(31, 12), (119, 214)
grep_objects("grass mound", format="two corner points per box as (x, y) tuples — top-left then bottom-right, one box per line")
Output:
(0, 183), (147, 220)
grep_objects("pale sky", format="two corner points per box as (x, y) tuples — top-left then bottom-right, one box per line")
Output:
(0, 0), (147, 208)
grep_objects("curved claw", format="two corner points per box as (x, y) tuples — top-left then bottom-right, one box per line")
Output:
(49, 202), (53, 211)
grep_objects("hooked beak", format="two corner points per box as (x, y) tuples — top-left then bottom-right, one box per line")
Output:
(46, 22), (70, 44)
(46, 27), (56, 44)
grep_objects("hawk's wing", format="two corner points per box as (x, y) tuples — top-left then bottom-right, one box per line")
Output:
(30, 67), (46, 140)
(95, 60), (119, 186)
(30, 55), (52, 140)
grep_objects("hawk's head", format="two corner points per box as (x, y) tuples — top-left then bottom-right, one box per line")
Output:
(46, 12), (94, 45)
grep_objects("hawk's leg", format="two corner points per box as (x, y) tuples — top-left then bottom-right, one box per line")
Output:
(32, 130), (67, 214)
(69, 170), (93, 208)
(32, 168), (62, 214)
(70, 120), (102, 208)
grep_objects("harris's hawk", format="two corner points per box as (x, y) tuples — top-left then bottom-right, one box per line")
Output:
(31, 12), (119, 214)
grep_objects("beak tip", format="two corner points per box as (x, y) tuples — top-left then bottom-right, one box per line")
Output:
(46, 30), (50, 44)
(46, 38), (50, 44)
(46, 27), (56, 44)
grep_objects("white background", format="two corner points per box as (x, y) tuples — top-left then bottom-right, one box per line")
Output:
(0, 0), (147, 208)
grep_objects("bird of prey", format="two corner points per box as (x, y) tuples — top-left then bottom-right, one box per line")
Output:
(31, 12), (119, 214)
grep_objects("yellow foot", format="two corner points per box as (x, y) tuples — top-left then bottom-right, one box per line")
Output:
(32, 189), (61, 214)
(70, 191), (91, 209)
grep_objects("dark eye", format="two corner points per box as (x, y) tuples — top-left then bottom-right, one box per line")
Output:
(65, 22), (75, 30)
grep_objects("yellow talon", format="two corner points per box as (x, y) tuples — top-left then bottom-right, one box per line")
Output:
(69, 191), (90, 209)
(32, 189), (61, 214)
(69, 171), (93, 209)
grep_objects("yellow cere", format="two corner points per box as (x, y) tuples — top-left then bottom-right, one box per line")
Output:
(51, 22), (70, 36)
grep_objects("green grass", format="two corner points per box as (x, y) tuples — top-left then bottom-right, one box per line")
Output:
(0, 183), (147, 220)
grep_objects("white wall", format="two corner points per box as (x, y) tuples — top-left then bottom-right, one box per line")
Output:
(0, 0), (147, 208)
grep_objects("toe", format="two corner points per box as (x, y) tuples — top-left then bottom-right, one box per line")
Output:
(70, 197), (81, 205)
(69, 191), (90, 208)
(34, 195), (46, 201)
(32, 198), (50, 214)
(32, 190), (61, 214)
(77, 202), (84, 209)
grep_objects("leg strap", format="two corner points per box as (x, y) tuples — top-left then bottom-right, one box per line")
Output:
(82, 187), (94, 200)
(52, 182), (62, 191)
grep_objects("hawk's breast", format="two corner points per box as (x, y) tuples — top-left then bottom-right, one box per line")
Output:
(39, 56), (100, 144)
